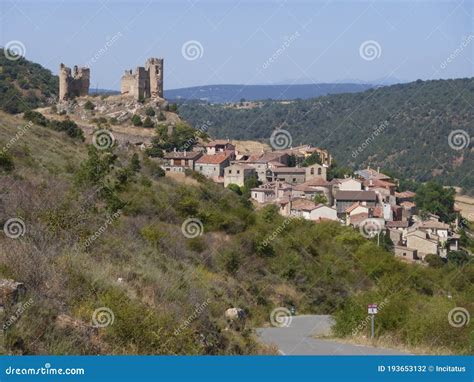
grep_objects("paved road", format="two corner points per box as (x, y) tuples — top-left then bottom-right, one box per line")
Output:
(257, 315), (407, 355)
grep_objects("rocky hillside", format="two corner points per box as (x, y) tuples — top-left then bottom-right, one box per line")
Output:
(0, 110), (472, 355)
(0, 49), (58, 113)
(179, 78), (474, 194)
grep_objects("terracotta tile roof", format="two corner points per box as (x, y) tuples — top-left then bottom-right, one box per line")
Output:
(335, 190), (377, 201)
(196, 153), (230, 165)
(291, 198), (318, 211)
(355, 168), (391, 180)
(272, 167), (306, 173)
(363, 179), (396, 188)
(349, 212), (369, 225)
(372, 206), (383, 218)
(386, 220), (409, 228)
(419, 220), (450, 230)
(400, 201), (416, 208)
(395, 191), (416, 198)
(345, 202), (361, 213)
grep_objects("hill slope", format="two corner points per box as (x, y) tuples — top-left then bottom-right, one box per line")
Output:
(165, 83), (374, 103)
(0, 49), (58, 113)
(0, 111), (472, 355)
(178, 78), (474, 194)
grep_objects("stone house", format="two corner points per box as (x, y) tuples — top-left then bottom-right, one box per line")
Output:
(287, 198), (338, 221)
(394, 245), (419, 262)
(195, 153), (231, 178)
(250, 181), (292, 204)
(266, 163), (325, 185)
(162, 151), (203, 172)
(224, 164), (256, 187)
(206, 140), (235, 155)
(244, 152), (289, 182)
(334, 190), (377, 215)
(339, 178), (362, 191)
(406, 230), (439, 259)
(291, 178), (333, 205)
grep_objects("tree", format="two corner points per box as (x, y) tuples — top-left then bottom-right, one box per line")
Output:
(131, 114), (142, 126)
(302, 152), (322, 167)
(241, 175), (260, 198)
(447, 250), (470, 266)
(415, 181), (455, 222)
(227, 183), (242, 195)
(313, 193), (328, 205)
(0, 152), (14, 172)
(143, 116), (154, 128)
(425, 254), (445, 268)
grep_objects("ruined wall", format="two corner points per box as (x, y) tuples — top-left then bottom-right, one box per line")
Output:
(121, 58), (164, 100)
(59, 64), (90, 101)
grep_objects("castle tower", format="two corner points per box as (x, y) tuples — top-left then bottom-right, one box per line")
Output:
(58, 63), (90, 101)
(121, 58), (164, 100)
(145, 58), (164, 98)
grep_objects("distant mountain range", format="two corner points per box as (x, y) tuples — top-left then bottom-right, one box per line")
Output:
(164, 83), (375, 103)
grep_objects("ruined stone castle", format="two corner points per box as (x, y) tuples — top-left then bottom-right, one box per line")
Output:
(59, 63), (90, 101)
(120, 58), (164, 100)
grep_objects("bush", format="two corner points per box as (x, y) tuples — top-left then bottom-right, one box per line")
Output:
(131, 114), (142, 126)
(23, 110), (48, 126)
(145, 107), (155, 117)
(143, 116), (154, 128)
(0, 151), (14, 172)
(84, 100), (95, 110)
(157, 111), (166, 121)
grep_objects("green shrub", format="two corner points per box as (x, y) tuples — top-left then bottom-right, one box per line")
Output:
(131, 114), (142, 126)
(143, 116), (154, 128)
(0, 151), (14, 172)
(84, 100), (95, 110)
(145, 107), (155, 116)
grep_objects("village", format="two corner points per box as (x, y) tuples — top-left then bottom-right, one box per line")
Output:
(161, 140), (462, 265)
(54, 58), (464, 266)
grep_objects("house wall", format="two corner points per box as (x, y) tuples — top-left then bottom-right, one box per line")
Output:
(305, 164), (327, 181)
(224, 166), (255, 187)
(394, 246), (419, 261)
(309, 206), (338, 221)
(270, 172), (306, 184)
(406, 235), (438, 258)
(197, 163), (223, 178)
(339, 179), (361, 191)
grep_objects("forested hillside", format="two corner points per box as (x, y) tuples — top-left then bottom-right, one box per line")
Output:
(179, 78), (474, 194)
(0, 111), (472, 355)
(0, 49), (58, 113)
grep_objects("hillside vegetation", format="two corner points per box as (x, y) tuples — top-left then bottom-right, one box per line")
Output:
(0, 111), (472, 355)
(0, 49), (58, 113)
(179, 78), (474, 194)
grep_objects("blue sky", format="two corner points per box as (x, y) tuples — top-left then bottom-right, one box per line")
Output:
(1, 0), (473, 90)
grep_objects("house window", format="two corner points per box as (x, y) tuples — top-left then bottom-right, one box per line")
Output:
(403, 253), (406, 256)
(293, 178), (296, 182)
(237, 170), (240, 174)
(228, 170), (232, 174)
(199, 166), (203, 171)
(318, 168), (322, 175)
(310, 168), (314, 175)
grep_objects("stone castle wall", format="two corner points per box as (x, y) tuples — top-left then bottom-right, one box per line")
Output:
(121, 58), (163, 100)
(59, 64), (90, 101)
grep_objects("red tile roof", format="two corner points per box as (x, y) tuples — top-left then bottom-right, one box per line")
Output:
(196, 153), (230, 165)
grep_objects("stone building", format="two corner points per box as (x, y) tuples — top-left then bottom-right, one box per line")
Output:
(59, 63), (90, 101)
(121, 58), (164, 100)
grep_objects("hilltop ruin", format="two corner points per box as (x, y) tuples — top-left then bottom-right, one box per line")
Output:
(120, 58), (164, 100)
(59, 64), (90, 101)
